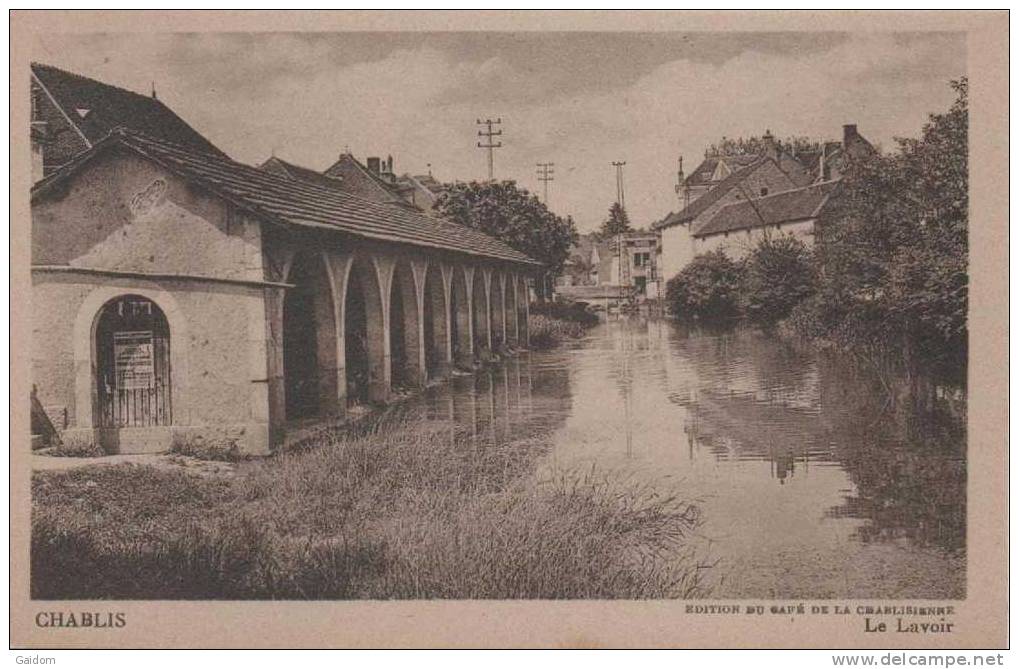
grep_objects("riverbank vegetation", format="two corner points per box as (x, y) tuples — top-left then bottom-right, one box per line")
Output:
(32, 413), (705, 599)
(666, 79), (968, 376)
(527, 299), (600, 349)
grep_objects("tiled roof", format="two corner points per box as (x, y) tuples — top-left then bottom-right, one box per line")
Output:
(323, 153), (406, 203)
(31, 62), (227, 159)
(654, 157), (766, 230)
(258, 156), (346, 191)
(693, 181), (839, 238)
(33, 129), (539, 266)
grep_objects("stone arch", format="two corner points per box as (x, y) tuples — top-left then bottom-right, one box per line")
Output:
(389, 259), (423, 389)
(283, 250), (340, 420)
(344, 253), (388, 404)
(73, 283), (189, 432)
(423, 261), (451, 379)
(449, 264), (473, 366)
(471, 266), (491, 357)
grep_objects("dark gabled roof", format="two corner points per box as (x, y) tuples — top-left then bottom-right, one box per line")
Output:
(323, 153), (406, 203)
(693, 181), (840, 238)
(31, 62), (227, 159)
(654, 157), (766, 230)
(32, 129), (539, 266)
(258, 156), (346, 191)
(685, 154), (758, 186)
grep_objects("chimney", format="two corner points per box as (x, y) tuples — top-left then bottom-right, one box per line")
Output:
(843, 124), (859, 147)
(762, 129), (778, 159)
(366, 157), (381, 174)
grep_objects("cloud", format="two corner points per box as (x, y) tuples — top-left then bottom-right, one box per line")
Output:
(34, 32), (965, 233)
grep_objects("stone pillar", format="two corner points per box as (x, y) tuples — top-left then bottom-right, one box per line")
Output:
(508, 271), (520, 347)
(521, 274), (531, 349)
(323, 251), (353, 413)
(409, 259), (429, 386)
(454, 264), (475, 366)
(370, 254), (395, 403)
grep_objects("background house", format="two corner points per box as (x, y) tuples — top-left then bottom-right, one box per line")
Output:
(653, 125), (874, 281)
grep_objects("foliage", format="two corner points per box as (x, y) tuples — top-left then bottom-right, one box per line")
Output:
(706, 134), (824, 158)
(529, 299), (601, 327)
(32, 414), (705, 600)
(806, 79), (968, 371)
(665, 250), (744, 321)
(434, 180), (579, 280)
(742, 233), (815, 326)
(527, 315), (590, 350)
(596, 202), (633, 239)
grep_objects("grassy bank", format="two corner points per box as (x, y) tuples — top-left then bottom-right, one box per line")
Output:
(32, 414), (705, 599)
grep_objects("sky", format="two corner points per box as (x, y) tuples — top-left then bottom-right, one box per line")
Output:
(34, 31), (965, 233)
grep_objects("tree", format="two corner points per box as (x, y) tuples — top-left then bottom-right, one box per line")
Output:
(743, 233), (815, 326)
(597, 202), (633, 239)
(433, 180), (579, 299)
(808, 78), (968, 372)
(665, 250), (743, 321)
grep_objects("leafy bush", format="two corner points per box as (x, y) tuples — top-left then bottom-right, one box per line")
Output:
(528, 314), (589, 349)
(530, 299), (600, 327)
(665, 250), (743, 321)
(47, 433), (104, 458)
(805, 79), (968, 372)
(742, 234), (815, 326)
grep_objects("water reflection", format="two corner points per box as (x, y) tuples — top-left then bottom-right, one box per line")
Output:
(394, 317), (965, 598)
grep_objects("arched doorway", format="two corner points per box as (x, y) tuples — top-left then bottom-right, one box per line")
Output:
(94, 294), (172, 428)
(423, 263), (448, 380)
(390, 261), (422, 389)
(283, 252), (338, 421)
(344, 256), (386, 404)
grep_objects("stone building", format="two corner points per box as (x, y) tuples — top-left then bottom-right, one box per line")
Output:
(556, 230), (662, 307)
(691, 180), (840, 259)
(653, 126), (874, 281)
(30, 67), (538, 457)
(30, 62), (226, 182)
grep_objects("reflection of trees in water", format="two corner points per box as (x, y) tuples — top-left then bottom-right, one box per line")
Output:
(818, 353), (966, 553)
(673, 329), (966, 554)
(668, 322), (820, 408)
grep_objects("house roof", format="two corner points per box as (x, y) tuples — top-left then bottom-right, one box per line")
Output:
(323, 153), (407, 204)
(693, 181), (840, 238)
(654, 157), (766, 230)
(684, 154), (758, 187)
(32, 129), (539, 266)
(31, 62), (227, 159)
(258, 155), (346, 191)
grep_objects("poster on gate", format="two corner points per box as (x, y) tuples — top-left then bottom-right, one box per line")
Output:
(113, 330), (155, 390)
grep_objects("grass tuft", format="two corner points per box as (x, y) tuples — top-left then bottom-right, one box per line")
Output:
(32, 415), (706, 600)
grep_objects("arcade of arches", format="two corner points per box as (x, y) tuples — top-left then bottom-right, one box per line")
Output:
(274, 245), (532, 429)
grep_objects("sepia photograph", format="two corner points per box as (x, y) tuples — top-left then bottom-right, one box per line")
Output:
(9, 10), (1008, 651)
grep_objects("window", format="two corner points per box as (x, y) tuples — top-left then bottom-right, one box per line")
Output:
(760, 187), (769, 196)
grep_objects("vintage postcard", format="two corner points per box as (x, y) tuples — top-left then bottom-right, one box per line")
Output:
(9, 10), (1008, 649)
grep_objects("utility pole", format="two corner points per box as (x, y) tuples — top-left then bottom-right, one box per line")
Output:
(536, 162), (555, 203)
(611, 160), (627, 210)
(476, 118), (502, 181)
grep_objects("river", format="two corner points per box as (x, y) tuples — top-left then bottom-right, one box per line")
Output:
(403, 316), (966, 599)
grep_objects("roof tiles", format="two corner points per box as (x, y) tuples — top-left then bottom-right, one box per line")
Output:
(33, 129), (539, 266)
